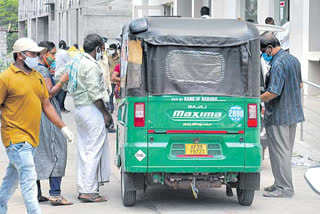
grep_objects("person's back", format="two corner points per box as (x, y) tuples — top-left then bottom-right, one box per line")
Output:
(68, 53), (108, 106)
(265, 50), (303, 126)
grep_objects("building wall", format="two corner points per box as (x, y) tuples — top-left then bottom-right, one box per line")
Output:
(19, 0), (132, 48)
(176, 0), (191, 17)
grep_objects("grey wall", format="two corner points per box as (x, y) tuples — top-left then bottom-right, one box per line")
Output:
(309, 0), (320, 52)
(37, 16), (49, 42)
(177, 0), (192, 17)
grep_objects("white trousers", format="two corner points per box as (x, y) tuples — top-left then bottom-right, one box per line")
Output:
(75, 104), (110, 194)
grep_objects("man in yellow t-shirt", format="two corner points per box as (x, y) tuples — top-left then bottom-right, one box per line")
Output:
(0, 38), (73, 214)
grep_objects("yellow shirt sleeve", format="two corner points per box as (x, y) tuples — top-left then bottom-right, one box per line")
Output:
(0, 76), (7, 105)
(35, 72), (49, 101)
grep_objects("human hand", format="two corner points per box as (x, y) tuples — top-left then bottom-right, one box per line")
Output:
(60, 72), (69, 83)
(104, 112), (113, 128)
(61, 126), (74, 144)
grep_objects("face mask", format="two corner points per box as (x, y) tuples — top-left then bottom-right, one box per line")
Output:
(44, 53), (55, 67)
(42, 52), (55, 68)
(22, 53), (39, 69)
(50, 61), (56, 69)
(262, 53), (272, 62)
(108, 50), (115, 56)
(96, 47), (102, 61)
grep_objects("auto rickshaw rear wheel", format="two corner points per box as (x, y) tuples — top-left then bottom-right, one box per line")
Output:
(236, 188), (255, 206)
(121, 168), (136, 206)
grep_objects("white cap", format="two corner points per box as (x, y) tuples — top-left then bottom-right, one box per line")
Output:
(13, 38), (46, 53)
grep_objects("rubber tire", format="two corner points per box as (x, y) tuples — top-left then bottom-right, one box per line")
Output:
(236, 188), (255, 206)
(121, 168), (136, 207)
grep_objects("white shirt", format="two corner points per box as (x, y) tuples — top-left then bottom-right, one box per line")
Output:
(201, 15), (211, 19)
(276, 22), (290, 51)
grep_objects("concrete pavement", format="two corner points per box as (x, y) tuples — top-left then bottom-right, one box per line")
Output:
(0, 95), (319, 214)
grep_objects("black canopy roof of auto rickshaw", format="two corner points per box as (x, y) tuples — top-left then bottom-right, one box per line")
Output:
(124, 17), (260, 47)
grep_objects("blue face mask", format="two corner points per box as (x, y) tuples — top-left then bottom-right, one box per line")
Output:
(262, 53), (272, 62)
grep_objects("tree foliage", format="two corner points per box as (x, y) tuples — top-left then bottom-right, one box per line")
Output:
(0, 0), (18, 53)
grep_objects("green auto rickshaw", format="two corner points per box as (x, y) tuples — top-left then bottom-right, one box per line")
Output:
(116, 17), (262, 207)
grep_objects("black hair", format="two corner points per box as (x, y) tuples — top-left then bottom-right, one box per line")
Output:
(246, 19), (254, 23)
(73, 44), (79, 49)
(200, 6), (210, 16)
(59, 40), (67, 49)
(265, 17), (275, 25)
(48, 42), (56, 51)
(38, 41), (55, 52)
(260, 32), (280, 49)
(102, 37), (108, 43)
(83, 34), (103, 53)
(38, 41), (50, 51)
(109, 43), (117, 49)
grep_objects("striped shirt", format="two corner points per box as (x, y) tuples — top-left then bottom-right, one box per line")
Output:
(264, 49), (305, 126)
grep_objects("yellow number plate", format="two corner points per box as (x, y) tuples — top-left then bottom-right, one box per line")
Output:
(185, 144), (208, 155)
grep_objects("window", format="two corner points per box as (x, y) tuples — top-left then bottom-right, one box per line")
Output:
(50, 4), (55, 21)
(278, 0), (290, 26)
(245, 0), (257, 23)
(166, 50), (225, 85)
(163, 3), (173, 16)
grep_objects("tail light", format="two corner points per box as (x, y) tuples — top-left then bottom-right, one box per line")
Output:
(134, 103), (145, 127)
(247, 104), (258, 127)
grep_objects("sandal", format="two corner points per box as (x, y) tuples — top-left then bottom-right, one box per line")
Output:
(78, 194), (107, 203)
(263, 190), (293, 198)
(264, 185), (277, 192)
(49, 196), (73, 206)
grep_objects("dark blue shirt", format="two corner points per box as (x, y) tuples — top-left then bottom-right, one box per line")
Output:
(264, 49), (305, 126)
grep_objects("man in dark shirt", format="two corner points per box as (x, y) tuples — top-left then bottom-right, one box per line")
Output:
(260, 32), (304, 198)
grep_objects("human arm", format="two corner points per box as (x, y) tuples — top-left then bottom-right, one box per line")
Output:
(42, 97), (73, 142)
(44, 72), (69, 98)
(85, 64), (113, 127)
(38, 66), (69, 98)
(261, 65), (284, 102)
(111, 71), (120, 83)
(94, 99), (113, 127)
(0, 77), (7, 106)
(260, 91), (278, 102)
(111, 64), (120, 83)
(42, 98), (65, 128)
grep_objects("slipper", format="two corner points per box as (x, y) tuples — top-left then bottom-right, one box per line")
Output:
(78, 194), (107, 203)
(38, 195), (49, 202)
(263, 190), (292, 198)
(264, 185), (277, 192)
(49, 196), (73, 206)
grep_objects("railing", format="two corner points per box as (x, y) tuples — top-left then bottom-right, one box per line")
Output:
(300, 80), (320, 142)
